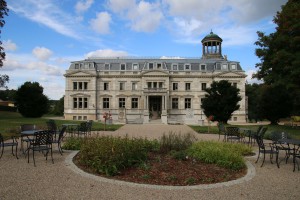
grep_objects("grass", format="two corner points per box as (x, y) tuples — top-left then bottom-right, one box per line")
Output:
(190, 124), (300, 140)
(0, 111), (122, 139)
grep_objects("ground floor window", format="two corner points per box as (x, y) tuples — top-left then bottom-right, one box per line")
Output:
(119, 98), (126, 108)
(131, 98), (138, 109)
(103, 98), (110, 109)
(172, 98), (178, 109)
(185, 98), (191, 109)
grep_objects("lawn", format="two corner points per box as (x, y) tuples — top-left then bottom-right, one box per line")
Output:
(190, 124), (300, 140)
(0, 111), (122, 139)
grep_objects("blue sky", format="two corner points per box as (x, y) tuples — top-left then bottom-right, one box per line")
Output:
(1, 0), (287, 100)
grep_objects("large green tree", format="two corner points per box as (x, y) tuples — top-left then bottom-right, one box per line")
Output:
(254, 0), (300, 114)
(51, 96), (64, 116)
(201, 80), (241, 124)
(15, 82), (50, 118)
(258, 84), (292, 125)
(245, 83), (263, 122)
(0, 0), (9, 88)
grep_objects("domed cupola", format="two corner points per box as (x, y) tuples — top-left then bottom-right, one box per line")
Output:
(201, 31), (223, 59)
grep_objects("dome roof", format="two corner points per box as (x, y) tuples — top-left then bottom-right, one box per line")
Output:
(201, 31), (222, 42)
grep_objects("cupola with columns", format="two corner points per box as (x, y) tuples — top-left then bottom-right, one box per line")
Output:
(201, 31), (223, 59)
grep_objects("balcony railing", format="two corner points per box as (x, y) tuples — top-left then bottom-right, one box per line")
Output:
(144, 87), (167, 93)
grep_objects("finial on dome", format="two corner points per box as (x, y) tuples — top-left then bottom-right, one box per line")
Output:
(210, 29), (213, 34)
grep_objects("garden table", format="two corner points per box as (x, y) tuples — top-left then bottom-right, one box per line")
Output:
(277, 138), (300, 171)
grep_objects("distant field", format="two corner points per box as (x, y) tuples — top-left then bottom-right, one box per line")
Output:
(0, 111), (122, 139)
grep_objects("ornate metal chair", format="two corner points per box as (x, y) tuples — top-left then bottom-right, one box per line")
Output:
(270, 131), (291, 168)
(52, 126), (67, 155)
(27, 130), (53, 167)
(225, 126), (241, 142)
(0, 133), (19, 159)
(20, 124), (36, 153)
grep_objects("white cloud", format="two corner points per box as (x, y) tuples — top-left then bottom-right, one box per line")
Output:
(107, 0), (135, 13)
(90, 12), (112, 34)
(9, 0), (81, 39)
(3, 40), (18, 51)
(75, 0), (94, 13)
(108, 0), (163, 33)
(32, 47), (53, 61)
(85, 49), (129, 58)
(245, 69), (263, 84)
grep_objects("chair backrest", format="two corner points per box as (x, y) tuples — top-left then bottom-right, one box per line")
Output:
(21, 124), (36, 131)
(218, 122), (225, 133)
(33, 130), (53, 146)
(226, 126), (239, 136)
(46, 120), (57, 132)
(58, 126), (67, 141)
(256, 127), (268, 149)
(78, 122), (88, 131)
(270, 131), (288, 142)
(0, 133), (3, 146)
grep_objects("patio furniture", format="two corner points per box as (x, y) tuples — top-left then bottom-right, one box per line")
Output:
(277, 138), (300, 171)
(46, 120), (60, 140)
(225, 126), (242, 142)
(86, 120), (93, 137)
(52, 126), (67, 155)
(76, 122), (89, 137)
(0, 133), (19, 159)
(270, 131), (291, 167)
(217, 122), (226, 140)
(20, 124), (36, 153)
(255, 127), (278, 167)
(27, 130), (53, 167)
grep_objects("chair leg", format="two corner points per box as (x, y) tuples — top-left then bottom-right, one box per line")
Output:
(0, 146), (3, 159)
(255, 150), (260, 163)
(15, 144), (19, 159)
(33, 150), (36, 167)
(261, 151), (266, 167)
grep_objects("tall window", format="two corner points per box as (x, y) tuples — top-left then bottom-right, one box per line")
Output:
(147, 82), (152, 89)
(119, 98), (125, 108)
(172, 98), (178, 109)
(185, 98), (191, 109)
(173, 83), (178, 91)
(185, 83), (191, 91)
(120, 82), (125, 90)
(132, 82), (137, 90)
(84, 98), (88, 108)
(201, 83), (207, 90)
(159, 82), (163, 88)
(131, 98), (138, 109)
(73, 98), (77, 108)
(104, 82), (109, 91)
(103, 98), (110, 109)
(73, 82), (88, 90)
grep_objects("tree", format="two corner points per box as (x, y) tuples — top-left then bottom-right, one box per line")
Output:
(51, 96), (64, 116)
(0, 0), (9, 88)
(245, 83), (263, 122)
(201, 80), (241, 124)
(0, 88), (16, 101)
(258, 84), (292, 125)
(254, 0), (300, 114)
(15, 82), (50, 118)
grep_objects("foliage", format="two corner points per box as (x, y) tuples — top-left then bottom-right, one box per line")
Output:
(0, 89), (16, 101)
(158, 132), (197, 153)
(187, 141), (252, 170)
(201, 80), (241, 124)
(254, 0), (300, 114)
(258, 84), (292, 125)
(50, 96), (64, 116)
(62, 137), (84, 150)
(0, 0), (9, 88)
(189, 125), (219, 134)
(78, 136), (156, 176)
(245, 83), (263, 122)
(15, 82), (50, 118)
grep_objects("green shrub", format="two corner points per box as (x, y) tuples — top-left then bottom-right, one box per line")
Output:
(62, 137), (84, 150)
(159, 132), (197, 153)
(187, 141), (252, 170)
(169, 150), (188, 160)
(78, 135), (156, 176)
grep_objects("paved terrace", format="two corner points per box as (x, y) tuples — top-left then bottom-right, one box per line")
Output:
(0, 124), (299, 200)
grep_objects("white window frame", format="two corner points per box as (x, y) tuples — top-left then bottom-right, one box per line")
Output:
(200, 64), (206, 71)
(132, 63), (139, 70)
(222, 64), (228, 70)
(231, 64), (237, 70)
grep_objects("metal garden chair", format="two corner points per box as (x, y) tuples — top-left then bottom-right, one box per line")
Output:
(0, 133), (19, 159)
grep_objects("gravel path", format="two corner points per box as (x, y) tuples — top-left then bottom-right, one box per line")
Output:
(0, 124), (299, 200)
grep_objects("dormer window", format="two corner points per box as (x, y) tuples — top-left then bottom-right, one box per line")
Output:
(185, 64), (191, 70)
(201, 64), (206, 71)
(132, 63), (138, 70)
(172, 64), (178, 70)
(231, 64), (237, 70)
(75, 64), (79, 69)
(104, 63), (110, 70)
(120, 63), (126, 70)
(149, 63), (154, 70)
(157, 63), (162, 69)
(222, 64), (228, 70)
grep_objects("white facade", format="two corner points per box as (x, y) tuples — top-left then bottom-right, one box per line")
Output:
(64, 32), (247, 125)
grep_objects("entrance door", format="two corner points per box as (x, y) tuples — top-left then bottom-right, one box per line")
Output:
(149, 96), (162, 120)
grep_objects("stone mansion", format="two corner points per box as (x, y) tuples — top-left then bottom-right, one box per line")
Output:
(64, 32), (247, 125)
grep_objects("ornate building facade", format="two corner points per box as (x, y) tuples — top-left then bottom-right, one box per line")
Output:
(64, 32), (247, 125)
